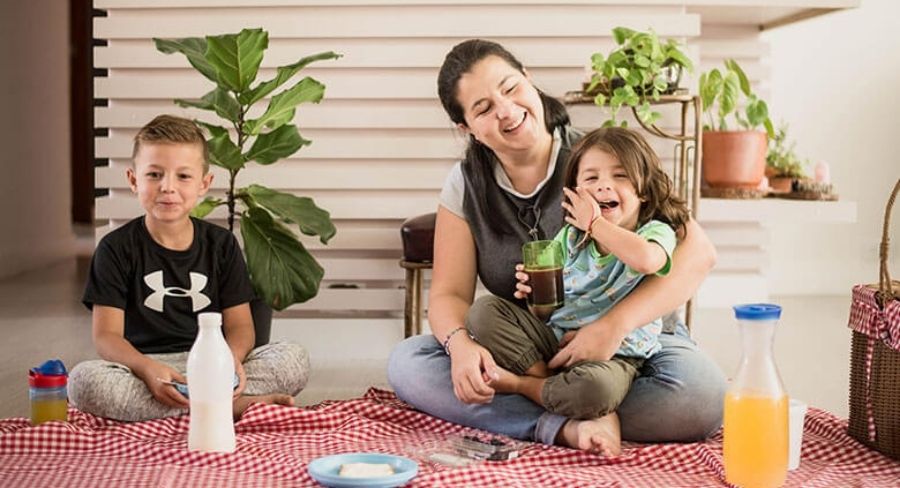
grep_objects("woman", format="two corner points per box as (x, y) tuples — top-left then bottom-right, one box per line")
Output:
(387, 39), (726, 450)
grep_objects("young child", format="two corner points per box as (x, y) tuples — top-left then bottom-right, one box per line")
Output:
(463, 127), (690, 455)
(70, 115), (309, 422)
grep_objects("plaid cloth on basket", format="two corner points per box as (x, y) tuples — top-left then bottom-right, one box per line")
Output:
(849, 284), (900, 442)
(1, 388), (898, 487)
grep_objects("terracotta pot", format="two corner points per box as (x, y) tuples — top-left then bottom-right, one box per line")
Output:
(702, 131), (768, 189)
(769, 176), (794, 194)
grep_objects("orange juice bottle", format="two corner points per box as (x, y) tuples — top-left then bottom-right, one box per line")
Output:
(723, 304), (788, 488)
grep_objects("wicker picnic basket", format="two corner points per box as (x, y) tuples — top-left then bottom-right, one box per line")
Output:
(847, 178), (900, 460)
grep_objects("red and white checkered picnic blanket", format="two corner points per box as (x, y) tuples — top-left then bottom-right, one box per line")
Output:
(1, 388), (898, 487)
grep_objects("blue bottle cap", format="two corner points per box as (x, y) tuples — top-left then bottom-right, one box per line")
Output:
(32, 359), (67, 376)
(733, 303), (782, 321)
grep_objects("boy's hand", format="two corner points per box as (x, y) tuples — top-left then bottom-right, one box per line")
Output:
(233, 359), (246, 398)
(512, 263), (532, 300)
(562, 187), (601, 232)
(138, 361), (190, 409)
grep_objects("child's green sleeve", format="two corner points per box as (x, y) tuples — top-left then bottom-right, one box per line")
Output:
(637, 220), (677, 276)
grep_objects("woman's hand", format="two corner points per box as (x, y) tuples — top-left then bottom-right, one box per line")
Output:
(136, 360), (190, 409)
(562, 187), (601, 232)
(449, 335), (500, 404)
(547, 320), (627, 369)
(513, 263), (532, 300)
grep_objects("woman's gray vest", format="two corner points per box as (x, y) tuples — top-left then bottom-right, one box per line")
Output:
(461, 127), (583, 304)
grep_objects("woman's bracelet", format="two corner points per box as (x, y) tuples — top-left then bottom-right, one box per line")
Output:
(442, 327), (475, 356)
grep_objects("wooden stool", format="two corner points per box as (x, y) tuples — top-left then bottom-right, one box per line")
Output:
(399, 213), (436, 337)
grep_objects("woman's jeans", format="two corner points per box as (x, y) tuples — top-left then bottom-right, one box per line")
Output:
(387, 323), (726, 445)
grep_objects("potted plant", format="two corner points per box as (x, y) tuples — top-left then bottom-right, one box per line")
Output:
(698, 59), (775, 190)
(154, 28), (341, 328)
(765, 123), (808, 193)
(586, 27), (693, 127)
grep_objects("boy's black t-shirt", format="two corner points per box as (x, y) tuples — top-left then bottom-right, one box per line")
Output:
(83, 216), (256, 354)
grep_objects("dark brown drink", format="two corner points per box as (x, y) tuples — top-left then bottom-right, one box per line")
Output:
(526, 266), (564, 322)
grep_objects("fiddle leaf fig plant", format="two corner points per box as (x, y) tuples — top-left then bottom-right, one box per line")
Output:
(587, 27), (693, 127)
(155, 28), (341, 310)
(698, 59), (775, 138)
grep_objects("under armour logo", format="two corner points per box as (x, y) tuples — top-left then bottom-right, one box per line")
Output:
(143, 270), (211, 312)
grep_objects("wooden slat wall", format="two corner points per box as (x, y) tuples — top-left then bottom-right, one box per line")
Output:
(93, 0), (770, 316)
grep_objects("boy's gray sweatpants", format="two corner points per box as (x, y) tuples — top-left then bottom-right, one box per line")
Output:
(68, 342), (309, 422)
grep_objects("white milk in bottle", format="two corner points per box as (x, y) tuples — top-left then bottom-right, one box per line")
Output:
(187, 312), (236, 452)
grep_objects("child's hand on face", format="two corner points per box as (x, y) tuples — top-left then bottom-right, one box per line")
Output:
(562, 187), (601, 232)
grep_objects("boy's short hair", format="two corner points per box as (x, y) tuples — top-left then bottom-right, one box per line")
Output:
(132, 115), (210, 173)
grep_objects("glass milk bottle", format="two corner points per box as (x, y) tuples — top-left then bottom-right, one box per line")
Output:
(724, 304), (788, 488)
(187, 312), (236, 453)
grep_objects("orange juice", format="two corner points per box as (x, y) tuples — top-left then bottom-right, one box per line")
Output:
(723, 392), (788, 488)
(31, 398), (68, 425)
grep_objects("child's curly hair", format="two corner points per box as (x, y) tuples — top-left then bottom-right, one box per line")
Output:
(564, 127), (690, 234)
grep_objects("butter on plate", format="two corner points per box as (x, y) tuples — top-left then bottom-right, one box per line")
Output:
(338, 462), (395, 478)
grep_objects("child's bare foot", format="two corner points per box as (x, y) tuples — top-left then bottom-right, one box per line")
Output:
(232, 394), (295, 418)
(558, 412), (622, 456)
(484, 364), (521, 394)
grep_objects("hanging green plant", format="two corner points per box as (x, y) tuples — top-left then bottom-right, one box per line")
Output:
(155, 28), (341, 311)
(586, 27), (693, 127)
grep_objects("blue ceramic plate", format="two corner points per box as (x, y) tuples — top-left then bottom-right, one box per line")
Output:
(174, 374), (240, 398)
(307, 452), (418, 488)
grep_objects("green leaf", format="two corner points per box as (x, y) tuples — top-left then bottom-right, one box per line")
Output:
(612, 27), (635, 45)
(699, 69), (721, 112)
(634, 54), (651, 68)
(745, 97), (767, 126)
(245, 77), (325, 135)
(763, 118), (776, 139)
(616, 67), (630, 80)
(725, 59), (752, 96)
(175, 87), (241, 122)
(191, 197), (224, 218)
(206, 127), (245, 171)
(593, 93), (607, 107)
(666, 48), (693, 71)
(245, 124), (310, 165)
(245, 184), (336, 243)
(601, 119), (617, 128)
(196, 121), (228, 138)
(205, 28), (268, 92)
(241, 51), (342, 106)
(241, 207), (324, 310)
(154, 37), (218, 83)
(718, 71), (740, 125)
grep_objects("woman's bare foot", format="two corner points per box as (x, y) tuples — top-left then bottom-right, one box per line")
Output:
(557, 412), (622, 456)
(232, 394), (295, 418)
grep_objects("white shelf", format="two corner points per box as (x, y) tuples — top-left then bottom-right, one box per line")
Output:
(698, 198), (856, 224)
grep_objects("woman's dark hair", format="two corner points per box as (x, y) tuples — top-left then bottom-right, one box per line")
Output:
(564, 127), (689, 235)
(437, 39), (570, 234)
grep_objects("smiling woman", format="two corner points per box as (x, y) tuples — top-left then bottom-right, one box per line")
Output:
(388, 38), (727, 451)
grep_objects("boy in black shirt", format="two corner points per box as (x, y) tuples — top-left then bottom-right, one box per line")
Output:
(70, 115), (309, 421)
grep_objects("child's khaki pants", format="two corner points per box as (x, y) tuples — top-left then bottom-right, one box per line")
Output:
(466, 295), (642, 420)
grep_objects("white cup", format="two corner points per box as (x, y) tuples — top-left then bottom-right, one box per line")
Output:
(789, 399), (808, 470)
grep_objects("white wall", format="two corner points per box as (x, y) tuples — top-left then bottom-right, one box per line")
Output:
(764, 0), (900, 295)
(0, 2), (75, 279)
